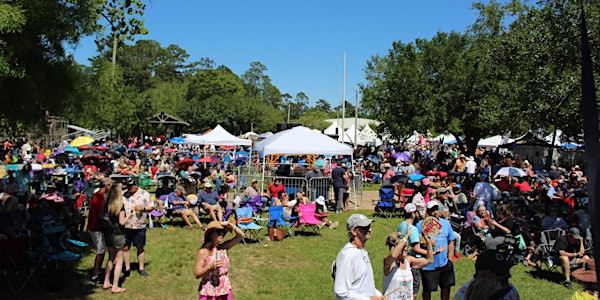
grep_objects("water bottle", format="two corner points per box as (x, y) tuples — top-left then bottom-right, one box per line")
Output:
(216, 251), (221, 262)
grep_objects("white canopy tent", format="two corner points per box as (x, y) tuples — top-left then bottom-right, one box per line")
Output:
(478, 135), (514, 148)
(184, 125), (252, 146)
(254, 126), (358, 210)
(323, 121), (341, 136)
(358, 124), (382, 146)
(255, 126), (352, 156)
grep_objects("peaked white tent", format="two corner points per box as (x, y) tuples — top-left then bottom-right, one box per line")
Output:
(478, 135), (514, 148)
(323, 121), (341, 136)
(254, 126), (356, 209)
(184, 125), (252, 146)
(254, 126), (352, 155)
(358, 124), (382, 146)
(338, 124), (357, 144)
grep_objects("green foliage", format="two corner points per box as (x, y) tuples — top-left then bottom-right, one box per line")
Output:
(0, 0), (99, 124)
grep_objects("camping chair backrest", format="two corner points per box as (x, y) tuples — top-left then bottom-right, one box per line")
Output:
(236, 207), (253, 220)
(379, 187), (395, 201)
(464, 211), (477, 229)
(268, 206), (288, 226)
(42, 225), (69, 253)
(298, 203), (320, 224)
(540, 229), (565, 246)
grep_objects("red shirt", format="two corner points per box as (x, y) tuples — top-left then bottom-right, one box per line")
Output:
(87, 191), (105, 232)
(268, 184), (286, 199)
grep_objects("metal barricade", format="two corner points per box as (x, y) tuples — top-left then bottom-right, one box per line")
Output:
(308, 177), (332, 202)
(276, 176), (308, 199)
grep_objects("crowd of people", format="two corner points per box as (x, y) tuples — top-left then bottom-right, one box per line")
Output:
(0, 135), (596, 298)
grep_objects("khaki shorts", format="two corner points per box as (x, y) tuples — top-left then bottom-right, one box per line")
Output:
(89, 231), (108, 254)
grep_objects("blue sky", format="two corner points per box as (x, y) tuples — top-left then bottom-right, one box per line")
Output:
(72, 0), (483, 106)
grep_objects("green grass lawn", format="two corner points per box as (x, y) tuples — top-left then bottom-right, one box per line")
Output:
(7, 210), (581, 299)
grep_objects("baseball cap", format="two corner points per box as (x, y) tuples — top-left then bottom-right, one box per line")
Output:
(436, 187), (449, 194)
(454, 184), (462, 189)
(569, 227), (582, 239)
(426, 200), (441, 210)
(475, 250), (514, 276)
(404, 203), (417, 213)
(347, 214), (374, 230)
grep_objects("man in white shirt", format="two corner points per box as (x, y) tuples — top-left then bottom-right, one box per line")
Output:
(334, 214), (384, 300)
(465, 156), (477, 176)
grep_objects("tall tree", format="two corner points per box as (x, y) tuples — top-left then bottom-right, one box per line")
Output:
(0, 0), (98, 125)
(95, 0), (148, 71)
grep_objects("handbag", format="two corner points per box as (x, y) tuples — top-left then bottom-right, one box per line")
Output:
(268, 227), (285, 241)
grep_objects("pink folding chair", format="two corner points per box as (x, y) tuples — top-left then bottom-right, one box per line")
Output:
(297, 203), (324, 235)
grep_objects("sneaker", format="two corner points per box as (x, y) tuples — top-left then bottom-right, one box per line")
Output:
(89, 276), (102, 286)
(330, 221), (339, 229)
(563, 281), (573, 290)
(454, 253), (463, 259)
(123, 269), (131, 278)
(138, 270), (149, 277)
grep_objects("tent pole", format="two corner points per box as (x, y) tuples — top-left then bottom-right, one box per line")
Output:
(351, 154), (358, 210)
(261, 155), (266, 193)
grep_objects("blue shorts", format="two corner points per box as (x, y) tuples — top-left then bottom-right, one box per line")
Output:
(124, 228), (147, 247)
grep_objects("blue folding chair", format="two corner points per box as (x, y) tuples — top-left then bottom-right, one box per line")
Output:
(374, 186), (398, 219)
(267, 206), (297, 238)
(235, 207), (264, 244)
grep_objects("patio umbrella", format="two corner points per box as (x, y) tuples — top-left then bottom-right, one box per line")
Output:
(177, 157), (195, 168)
(197, 157), (217, 163)
(495, 167), (527, 177)
(170, 137), (185, 144)
(70, 136), (94, 147)
(408, 174), (426, 181)
(365, 155), (383, 164)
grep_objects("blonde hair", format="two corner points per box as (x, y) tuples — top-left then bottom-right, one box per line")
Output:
(105, 183), (124, 216)
(385, 232), (407, 249)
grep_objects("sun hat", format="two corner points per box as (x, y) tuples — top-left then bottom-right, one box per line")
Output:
(204, 220), (225, 236)
(186, 194), (198, 205)
(573, 259), (597, 283)
(475, 250), (514, 276)
(204, 182), (213, 189)
(404, 203), (417, 213)
(315, 196), (326, 206)
(251, 179), (258, 184)
(422, 178), (431, 186)
(467, 156), (474, 161)
(347, 214), (374, 230)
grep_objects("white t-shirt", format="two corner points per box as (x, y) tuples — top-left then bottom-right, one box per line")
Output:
(334, 243), (382, 300)
(465, 160), (477, 174)
(382, 259), (413, 300)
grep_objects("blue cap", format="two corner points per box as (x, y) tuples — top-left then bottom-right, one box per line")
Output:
(454, 184), (462, 189)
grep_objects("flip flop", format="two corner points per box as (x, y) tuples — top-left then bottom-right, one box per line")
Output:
(111, 287), (126, 294)
(102, 284), (112, 290)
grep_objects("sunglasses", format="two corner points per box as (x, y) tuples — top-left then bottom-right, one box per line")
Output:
(356, 226), (371, 235)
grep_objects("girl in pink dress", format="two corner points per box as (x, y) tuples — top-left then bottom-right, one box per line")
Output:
(194, 220), (245, 300)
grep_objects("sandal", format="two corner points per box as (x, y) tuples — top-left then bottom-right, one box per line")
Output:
(102, 284), (112, 290)
(111, 287), (126, 294)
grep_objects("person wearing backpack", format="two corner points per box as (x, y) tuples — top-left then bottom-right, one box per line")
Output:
(102, 183), (127, 294)
(87, 178), (112, 286)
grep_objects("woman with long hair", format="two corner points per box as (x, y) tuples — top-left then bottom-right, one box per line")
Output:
(484, 204), (518, 250)
(102, 183), (127, 293)
(194, 221), (245, 300)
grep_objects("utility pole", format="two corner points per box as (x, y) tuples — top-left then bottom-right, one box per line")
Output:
(354, 90), (358, 149)
(287, 103), (291, 124)
(341, 52), (346, 143)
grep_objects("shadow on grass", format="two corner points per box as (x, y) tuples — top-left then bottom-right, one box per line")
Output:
(526, 268), (564, 284)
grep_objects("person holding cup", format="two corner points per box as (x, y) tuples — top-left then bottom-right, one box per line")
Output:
(194, 220), (245, 300)
(122, 179), (155, 277)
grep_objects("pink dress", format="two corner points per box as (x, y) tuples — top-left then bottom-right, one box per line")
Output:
(199, 249), (232, 300)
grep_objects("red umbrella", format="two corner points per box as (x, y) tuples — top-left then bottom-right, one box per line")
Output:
(164, 148), (177, 153)
(177, 157), (195, 167)
(78, 145), (94, 150)
(197, 157), (217, 163)
(94, 145), (108, 151)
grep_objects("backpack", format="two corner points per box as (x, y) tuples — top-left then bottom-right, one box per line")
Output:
(98, 212), (116, 235)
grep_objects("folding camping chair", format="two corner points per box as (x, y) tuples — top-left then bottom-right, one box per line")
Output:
(535, 229), (565, 271)
(267, 206), (297, 238)
(0, 236), (40, 295)
(40, 225), (88, 273)
(374, 186), (398, 218)
(297, 203), (324, 235)
(235, 207), (263, 244)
